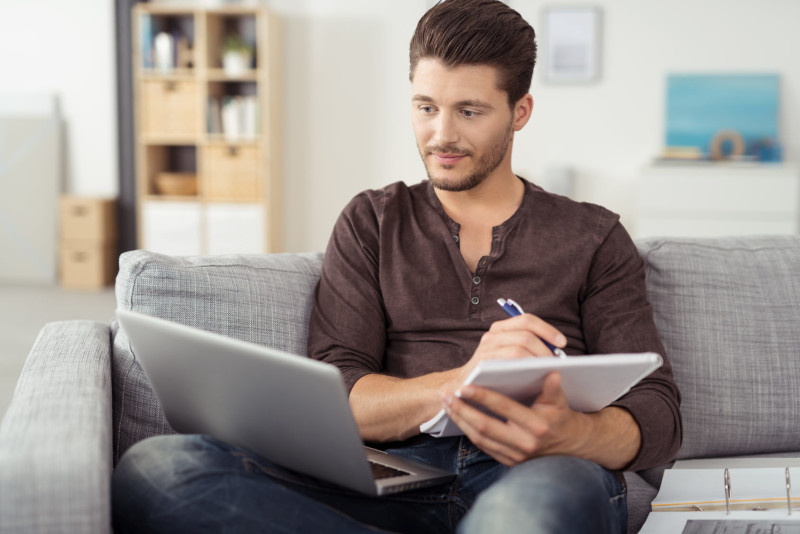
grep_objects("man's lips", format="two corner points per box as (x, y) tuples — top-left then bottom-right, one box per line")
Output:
(431, 152), (468, 165)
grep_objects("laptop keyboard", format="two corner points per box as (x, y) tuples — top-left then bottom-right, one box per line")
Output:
(369, 461), (411, 480)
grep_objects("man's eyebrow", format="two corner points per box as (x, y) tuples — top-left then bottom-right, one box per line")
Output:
(411, 95), (494, 109)
(455, 99), (494, 109)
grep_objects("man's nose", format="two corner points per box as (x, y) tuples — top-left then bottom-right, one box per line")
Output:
(432, 113), (459, 146)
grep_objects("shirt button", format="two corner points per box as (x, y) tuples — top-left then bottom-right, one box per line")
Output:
(453, 235), (459, 243)
(471, 296), (480, 305)
(472, 276), (481, 285)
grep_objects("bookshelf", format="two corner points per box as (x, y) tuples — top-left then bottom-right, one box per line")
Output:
(132, 4), (282, 255)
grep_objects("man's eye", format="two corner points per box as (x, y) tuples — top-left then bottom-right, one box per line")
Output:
(462, 109), (477, 118)
(420, 106), (434, 113)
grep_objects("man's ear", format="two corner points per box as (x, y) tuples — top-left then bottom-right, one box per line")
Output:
(512, 94), (534, 131)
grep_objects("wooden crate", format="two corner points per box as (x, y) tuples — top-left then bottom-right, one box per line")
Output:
(142, 80), (198, 138)
(60, 196), (117, 242)
(204, 145), (261, 202)
(60, 240), (117, 289)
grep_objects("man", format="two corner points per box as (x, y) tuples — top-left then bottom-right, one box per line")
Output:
(113, 1), (681, 532)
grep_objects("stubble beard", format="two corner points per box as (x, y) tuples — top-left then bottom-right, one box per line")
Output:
(422, 122), (514, 193)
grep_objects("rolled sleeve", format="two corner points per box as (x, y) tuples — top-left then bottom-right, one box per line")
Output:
(307, 191), (387, 392)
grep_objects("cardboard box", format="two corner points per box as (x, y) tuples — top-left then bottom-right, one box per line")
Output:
(60, 240), (118, 289)
(60, 196), (117, 242)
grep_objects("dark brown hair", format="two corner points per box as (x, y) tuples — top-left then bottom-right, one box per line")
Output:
(409, 0), (537, 107)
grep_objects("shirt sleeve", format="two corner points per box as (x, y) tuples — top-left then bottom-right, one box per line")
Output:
(580, 216), (683, 471)
(307, 191), (387, 392)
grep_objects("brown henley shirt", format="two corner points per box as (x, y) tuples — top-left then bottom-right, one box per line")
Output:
(307, 178), (682, 471)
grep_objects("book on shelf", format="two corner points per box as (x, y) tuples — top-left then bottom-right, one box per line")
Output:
(139, 12), (195, 71)
(209, 95), (260, 141)
(140, 13), (153, 69)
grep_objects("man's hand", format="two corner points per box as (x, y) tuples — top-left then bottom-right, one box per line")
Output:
(453, 313), (568, 384)
(444, 371), (583, 466)
(349, 313), (566, 443)
(443, 372), (642, 470)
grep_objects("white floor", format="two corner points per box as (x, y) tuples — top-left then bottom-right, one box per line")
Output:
(0, 283), (118, 420)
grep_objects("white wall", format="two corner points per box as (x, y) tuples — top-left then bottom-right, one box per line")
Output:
(267, 0), (800, 251)
(0, 0), (118, 198)
(1, 1), (797, 251)
(266, 0), (429, 252)
(517, 0), (800, 231)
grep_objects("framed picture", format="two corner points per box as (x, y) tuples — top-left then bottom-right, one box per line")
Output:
(544, 6), (602, 83)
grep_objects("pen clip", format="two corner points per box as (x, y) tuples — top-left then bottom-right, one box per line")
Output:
(504, 298), (525, 315)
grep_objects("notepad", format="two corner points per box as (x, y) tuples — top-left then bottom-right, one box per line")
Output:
(420, 352), (662, 437)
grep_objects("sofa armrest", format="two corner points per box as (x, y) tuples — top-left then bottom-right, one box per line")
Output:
(0, 321), (113, 534)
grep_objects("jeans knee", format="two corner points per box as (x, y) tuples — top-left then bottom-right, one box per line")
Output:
(459, 456), (626, 534)
(112, 434), (210, 531)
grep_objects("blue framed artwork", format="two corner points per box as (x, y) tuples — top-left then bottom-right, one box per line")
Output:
(666, 74), (780, 161)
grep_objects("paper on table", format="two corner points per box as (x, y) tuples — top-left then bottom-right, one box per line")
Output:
(681, 519), (800, 534)
(640, 511), (800, 534)
(420, 352), (662, 438)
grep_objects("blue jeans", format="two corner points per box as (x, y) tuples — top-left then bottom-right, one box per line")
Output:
(112, 434), (626, 533)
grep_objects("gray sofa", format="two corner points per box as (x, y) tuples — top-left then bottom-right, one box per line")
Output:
(2, 235), (799, 533)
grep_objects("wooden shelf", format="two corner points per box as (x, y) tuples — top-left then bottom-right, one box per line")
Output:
(140, 135), (198, 146)
(143, 194), (200, 203)
(133, 5), (283, 255)
(139, 69), (197, 80)
(203, 135), (260, 146)
(206, 68), (260, 82)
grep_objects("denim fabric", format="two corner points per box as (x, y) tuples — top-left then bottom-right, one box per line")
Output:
(112, 434), (626, 534)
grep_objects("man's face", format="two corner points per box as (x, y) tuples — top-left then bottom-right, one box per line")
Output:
(411, 59), (515, 192)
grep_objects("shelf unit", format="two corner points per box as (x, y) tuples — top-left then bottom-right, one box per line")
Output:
(635, 163), (800, 239)
(132, 4), (282, 255)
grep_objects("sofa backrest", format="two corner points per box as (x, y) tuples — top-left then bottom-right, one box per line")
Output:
(113, 236), (800, 466)
(111, 250), (324, 464)
(637, 235), (800, 460)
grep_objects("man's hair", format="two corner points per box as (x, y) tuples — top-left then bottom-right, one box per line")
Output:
(409, 0), (537, 107)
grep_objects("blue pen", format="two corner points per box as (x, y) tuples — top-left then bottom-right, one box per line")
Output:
(497, 298), (567, 359)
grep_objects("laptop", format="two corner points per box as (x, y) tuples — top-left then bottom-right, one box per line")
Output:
(116, 308), (455, 496)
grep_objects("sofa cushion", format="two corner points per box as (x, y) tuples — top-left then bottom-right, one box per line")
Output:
(111, 251), (324, 464)
(637, 236), (800, 460)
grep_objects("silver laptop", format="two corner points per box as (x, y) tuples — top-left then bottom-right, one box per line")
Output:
(116, 308), (455, 496)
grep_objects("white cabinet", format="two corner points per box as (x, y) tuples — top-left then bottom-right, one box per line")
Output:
(141, 201), (266, 255)
(635, 164), (800, 239)
(206, 204), (266, 255)
(142, 201), (202, 256)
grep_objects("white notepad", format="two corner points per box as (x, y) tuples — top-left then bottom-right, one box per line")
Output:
(420, 352), (663, 437)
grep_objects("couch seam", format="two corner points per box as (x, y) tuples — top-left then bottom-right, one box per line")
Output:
(640, 239), (799, 255)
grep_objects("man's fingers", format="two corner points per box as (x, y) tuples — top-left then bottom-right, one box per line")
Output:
(489, 314), (567, 351)
(444, 392), (534, 465)
(452, 385), (548, 441)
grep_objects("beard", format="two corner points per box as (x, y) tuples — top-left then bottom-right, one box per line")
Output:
(422, 121), (514, 192)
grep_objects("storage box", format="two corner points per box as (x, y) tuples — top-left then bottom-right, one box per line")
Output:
(142, 80), (199, 138)
(60, 197), (117, 242)
(204, 145), (261, 201)
(60, 240), (118, 289)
